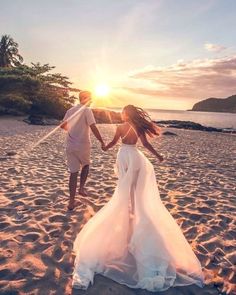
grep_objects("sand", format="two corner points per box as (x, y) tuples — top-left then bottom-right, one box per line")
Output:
(0, 117), (235, 295)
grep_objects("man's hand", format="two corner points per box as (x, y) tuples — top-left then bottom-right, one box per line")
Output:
(60, 121), (68, 131)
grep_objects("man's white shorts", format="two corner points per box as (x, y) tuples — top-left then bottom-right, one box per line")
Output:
(66, 145), (90, 173)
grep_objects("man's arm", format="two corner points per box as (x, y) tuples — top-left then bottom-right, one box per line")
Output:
(90, 123), (105, 147)
(60, 110), (69, 130)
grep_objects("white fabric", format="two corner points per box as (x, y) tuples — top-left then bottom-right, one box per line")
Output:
(63, 104), (96, 148)
(72, 144), (204, 292)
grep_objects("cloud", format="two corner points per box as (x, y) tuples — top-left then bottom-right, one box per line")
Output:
(204, 43), (227, 53)
(113, 1), (162, 46)
(122, 55), (236, 100)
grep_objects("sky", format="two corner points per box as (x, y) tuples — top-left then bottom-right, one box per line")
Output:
(1, 0), (236, 110)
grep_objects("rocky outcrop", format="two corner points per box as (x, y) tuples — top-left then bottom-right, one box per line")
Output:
(156, 120), (236, 134)
(191, 95), (236, 113)
(92, 109), (122, 123)
(23, 115), (60, 125)
(156, 120), (221, 132)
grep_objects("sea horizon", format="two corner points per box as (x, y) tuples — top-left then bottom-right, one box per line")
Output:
(106, 107), (236, 129)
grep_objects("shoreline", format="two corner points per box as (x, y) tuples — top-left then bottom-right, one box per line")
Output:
(1, 114), (236, 134)
(187, 109), (236, 114)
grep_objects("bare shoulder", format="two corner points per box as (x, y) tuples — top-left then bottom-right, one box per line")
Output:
(117, 122), (128, 131)
(119, 122), (129, 128)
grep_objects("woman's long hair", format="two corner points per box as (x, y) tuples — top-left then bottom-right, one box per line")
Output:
(123, 105), (160, 137)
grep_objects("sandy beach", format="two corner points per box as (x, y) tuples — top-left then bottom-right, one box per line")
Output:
(0, 117), (235, 295)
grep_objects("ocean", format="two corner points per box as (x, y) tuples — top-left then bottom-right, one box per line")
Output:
(109, 108), (236, 129)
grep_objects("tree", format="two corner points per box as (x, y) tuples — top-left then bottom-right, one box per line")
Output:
(0, 35), (23, 67)
(0, 35), (80, 118)
(0, 63), (79, 118)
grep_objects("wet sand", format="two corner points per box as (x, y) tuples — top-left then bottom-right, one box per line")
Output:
(0, 117), (235, 295)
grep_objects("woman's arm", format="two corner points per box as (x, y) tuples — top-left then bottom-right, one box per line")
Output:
(103, 126), (121, 151)
(139, 133), (164, 162)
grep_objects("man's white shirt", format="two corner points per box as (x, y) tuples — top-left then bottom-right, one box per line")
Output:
(63, 104), (96, 149)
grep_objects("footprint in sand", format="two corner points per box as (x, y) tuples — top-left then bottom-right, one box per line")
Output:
(53, 246), (64, 261)
(184, 226), (198, 239)
(22, 233), (40, 242)
(205, 199), (217, 206)
(189, 213), (202, 221)
(6, 151), (17, 157)
(11, 200), (25, 207)
(49, 229), (61, 238)
(7, 167), (20, 174)
(198, 206), (215, 214)
(0, 268), (13, 280)
(34, 198), (51, 205)
(0, 249), (14, 264)
(0, 157), (8, 161)
(0, 222), (10, 230)
(48, 215), (67, 223)
(62, 240), (71, 247)
(14, 268), (33, 280)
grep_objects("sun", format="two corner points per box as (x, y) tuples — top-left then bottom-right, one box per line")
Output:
(95, 83), (110, 97)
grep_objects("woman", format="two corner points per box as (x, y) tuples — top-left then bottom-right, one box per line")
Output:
(72, 105), (204, 292)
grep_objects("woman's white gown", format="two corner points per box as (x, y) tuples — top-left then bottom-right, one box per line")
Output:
(72, 144), (204, 292)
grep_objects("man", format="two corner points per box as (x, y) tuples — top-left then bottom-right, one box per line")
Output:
(60, 90), (105, 210)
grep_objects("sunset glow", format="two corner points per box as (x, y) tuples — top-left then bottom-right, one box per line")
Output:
(95, 84), (110, 97)
(1, 1), (236, 110)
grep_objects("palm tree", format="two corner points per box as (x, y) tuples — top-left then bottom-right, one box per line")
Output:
(0, 35), (23, 67)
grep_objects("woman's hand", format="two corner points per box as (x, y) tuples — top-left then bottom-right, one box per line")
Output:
(102, 126), (121, 151)
(140, 133), (164, 162)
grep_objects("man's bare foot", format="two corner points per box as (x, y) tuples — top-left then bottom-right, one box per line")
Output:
(67, 200), (83, 211)
(67, 200), (75, 211)
(79, 188), (88, 196)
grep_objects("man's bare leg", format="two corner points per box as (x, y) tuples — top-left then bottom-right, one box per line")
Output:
(68, 171), (78, 210)
(79, 165), (89, 196)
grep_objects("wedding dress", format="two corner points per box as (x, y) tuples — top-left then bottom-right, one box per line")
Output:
(72, 143), (204, 292)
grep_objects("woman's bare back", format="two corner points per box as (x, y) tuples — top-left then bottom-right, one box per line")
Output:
(119, 122), (138, 145)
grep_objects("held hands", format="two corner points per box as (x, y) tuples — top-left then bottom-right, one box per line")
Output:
(101, 142), (108, 151)
(102, 145), (109, 151)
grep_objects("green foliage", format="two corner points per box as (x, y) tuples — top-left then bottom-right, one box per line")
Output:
(0, 35), (23, 67)
(0, 40), (79, 118)
(0, 93), (31, 111)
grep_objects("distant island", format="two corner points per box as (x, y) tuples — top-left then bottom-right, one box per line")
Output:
(191, 94), (236, 113)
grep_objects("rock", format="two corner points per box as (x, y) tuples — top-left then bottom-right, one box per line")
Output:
(23, 115), (45, 125)
(24, 115), (60, 125)
(155, 120), (224, 132)
(162, 131), (177, 136)
(6, 151), (17, 156)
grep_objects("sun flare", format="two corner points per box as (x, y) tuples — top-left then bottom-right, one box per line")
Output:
(95, 83), (110, 97)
